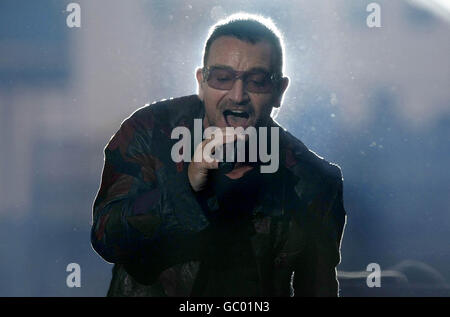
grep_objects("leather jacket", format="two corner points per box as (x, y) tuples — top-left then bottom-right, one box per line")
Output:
(91, 95), (346, 296)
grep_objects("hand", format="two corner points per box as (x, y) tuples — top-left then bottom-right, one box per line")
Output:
(188, 128), (244, 192)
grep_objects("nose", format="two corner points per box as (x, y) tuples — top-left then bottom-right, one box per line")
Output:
(228, 79), (249, 104)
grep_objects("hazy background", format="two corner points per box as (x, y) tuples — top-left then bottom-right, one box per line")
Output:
(0, 0), (449, 296)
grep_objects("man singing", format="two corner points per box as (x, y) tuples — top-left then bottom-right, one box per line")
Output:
(91, 13), (346, 297)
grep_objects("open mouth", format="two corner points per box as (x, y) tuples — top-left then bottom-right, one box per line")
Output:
(223, 109), (250, 128)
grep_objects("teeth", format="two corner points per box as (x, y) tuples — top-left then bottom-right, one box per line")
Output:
(225, 110), (248, 115)
(223, 109), (249, 120)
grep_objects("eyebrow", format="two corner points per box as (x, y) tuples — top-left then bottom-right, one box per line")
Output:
(210, 64), (271, 73)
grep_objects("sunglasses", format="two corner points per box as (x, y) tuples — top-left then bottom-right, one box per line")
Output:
(202, 66), (282, 94)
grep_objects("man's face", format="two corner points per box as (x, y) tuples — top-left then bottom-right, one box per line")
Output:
(197, 36), (288, 129)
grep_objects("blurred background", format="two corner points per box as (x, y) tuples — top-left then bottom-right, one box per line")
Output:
(0, 0), (449, 296)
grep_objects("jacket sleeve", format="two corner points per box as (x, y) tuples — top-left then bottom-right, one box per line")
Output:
(91, 109), (164, 265)
(289, 165), (347, 297)
(91, 106), (208, 285)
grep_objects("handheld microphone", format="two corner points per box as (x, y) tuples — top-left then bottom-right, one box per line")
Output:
(217, 141), (237, 174)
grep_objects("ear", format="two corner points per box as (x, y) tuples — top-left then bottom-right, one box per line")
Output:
(196, 67), (204, 101)
(273, 76), (289, 108)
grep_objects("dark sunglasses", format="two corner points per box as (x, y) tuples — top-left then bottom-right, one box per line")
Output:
(202, 66), (282, 94)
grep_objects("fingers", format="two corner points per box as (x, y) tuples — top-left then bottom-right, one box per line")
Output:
(188, 128), (246, 191)
(205, 127), (240, 145)
(194, 128), (245, 165)
(201, 136), (223, 164)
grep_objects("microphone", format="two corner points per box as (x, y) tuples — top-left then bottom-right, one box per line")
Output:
(217, 139), (240, 174)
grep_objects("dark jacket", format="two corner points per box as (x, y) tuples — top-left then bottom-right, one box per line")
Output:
(91, 95), (346, 296)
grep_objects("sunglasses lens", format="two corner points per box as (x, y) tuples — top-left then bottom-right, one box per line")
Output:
(245, 72), (273, 93)
(207, 68), (235, 90)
